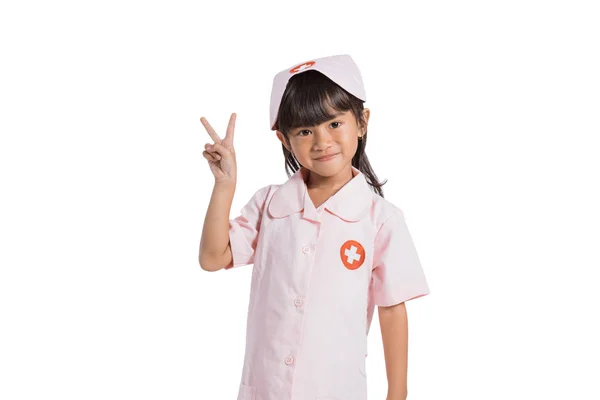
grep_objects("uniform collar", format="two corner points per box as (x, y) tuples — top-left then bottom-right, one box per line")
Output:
(268, 165), (373, 222)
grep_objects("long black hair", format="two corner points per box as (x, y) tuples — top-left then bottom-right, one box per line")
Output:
(272, 69), (387, 197)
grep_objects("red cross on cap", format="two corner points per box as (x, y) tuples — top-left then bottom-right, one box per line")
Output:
(289, 61), (315, 74)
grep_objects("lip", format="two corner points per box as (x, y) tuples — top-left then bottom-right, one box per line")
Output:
(314, 153), (339, 161)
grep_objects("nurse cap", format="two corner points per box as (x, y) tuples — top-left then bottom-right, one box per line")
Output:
(269, 54), (367, 131)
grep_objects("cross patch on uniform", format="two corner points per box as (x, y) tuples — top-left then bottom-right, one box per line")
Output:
(339, 240), (366, 270)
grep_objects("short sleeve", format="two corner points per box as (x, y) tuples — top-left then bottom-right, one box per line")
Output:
(225, 185), (271, 270)
(371, 210), (430, 306)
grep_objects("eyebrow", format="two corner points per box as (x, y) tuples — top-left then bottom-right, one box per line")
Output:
(295, 112), (345, 130)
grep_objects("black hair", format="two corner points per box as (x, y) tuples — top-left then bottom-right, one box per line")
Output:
(273, 69), (387, 197)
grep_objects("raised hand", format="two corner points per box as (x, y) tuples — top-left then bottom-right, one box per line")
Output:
(201, 113), (237, 186)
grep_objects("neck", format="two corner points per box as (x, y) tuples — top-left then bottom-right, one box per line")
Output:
(303, 164), (356, 190)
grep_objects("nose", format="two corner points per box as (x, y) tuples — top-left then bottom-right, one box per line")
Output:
(312, 127), (333, 151)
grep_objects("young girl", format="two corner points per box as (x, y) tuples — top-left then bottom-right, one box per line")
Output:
(199, 54), (430, 400)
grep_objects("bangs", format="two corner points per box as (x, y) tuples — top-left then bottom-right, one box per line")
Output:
(275, 70), (360, 134)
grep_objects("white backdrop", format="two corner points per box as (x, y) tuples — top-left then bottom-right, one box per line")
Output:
(1, 0), (599, 399)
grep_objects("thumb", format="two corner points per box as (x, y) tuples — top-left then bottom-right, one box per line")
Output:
(209, 142), (233, 157)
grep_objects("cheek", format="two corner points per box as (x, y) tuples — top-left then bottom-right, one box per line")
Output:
(342, 137), (359, 155)
(289, 140), (310, 157)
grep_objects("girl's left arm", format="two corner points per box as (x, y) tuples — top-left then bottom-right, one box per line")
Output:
(379, 302), (409, 400)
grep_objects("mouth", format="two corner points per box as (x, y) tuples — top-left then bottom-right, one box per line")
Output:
(314, 153), (339, 162)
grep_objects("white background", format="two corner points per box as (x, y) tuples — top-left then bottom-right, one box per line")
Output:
(1, 0), (599, 399)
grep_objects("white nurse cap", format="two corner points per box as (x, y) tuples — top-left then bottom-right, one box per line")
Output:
(269, 54), (367, 131)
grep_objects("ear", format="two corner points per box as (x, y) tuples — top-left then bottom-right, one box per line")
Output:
(359, 108), (370, 137)
(276, 130), (292, 153)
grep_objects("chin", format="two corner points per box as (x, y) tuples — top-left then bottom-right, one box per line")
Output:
(306, 159), (348, 176)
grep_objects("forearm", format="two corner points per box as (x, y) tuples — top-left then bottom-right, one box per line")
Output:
(387, 388), (407, 400)
(199, 182), (235, 269)
(379, 302), (409, 400)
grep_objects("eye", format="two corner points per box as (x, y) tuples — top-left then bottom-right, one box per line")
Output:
(296, 121), (341, 136)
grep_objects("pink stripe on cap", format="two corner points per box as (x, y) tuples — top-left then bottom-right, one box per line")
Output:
(269, 54), (367, 131)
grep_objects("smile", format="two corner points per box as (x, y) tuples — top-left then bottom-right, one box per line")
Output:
(315, 153), (339, 162)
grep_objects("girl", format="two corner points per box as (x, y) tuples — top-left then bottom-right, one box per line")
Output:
(199, 54), (430, 400)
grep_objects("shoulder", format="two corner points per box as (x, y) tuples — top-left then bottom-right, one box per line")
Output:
(251, 183), (279, 198)
(369, 193), (406, 231)
(245, 183), (281, 199)
(244, 183), (281, 208)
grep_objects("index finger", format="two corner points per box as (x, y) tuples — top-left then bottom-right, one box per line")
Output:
(224, 112), (236, 142)
(199, 117), (222, 143)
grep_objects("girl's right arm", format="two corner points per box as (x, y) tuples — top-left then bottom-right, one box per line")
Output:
(198, 113), (238, 272)
(199, 182), (235, 271)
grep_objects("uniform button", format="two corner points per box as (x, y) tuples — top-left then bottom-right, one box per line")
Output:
(302, 245), (311, 254)
(284, 356), (294, 365)
(294, 298), (303, 307)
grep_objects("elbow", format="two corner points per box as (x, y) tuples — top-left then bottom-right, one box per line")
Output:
(198, 253), (217, 272)
(199, 243), (233, 272)
(199, 252), (227, 272)
(199, 261), (218, 272)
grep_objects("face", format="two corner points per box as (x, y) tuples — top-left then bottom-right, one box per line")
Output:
(276, 108), (370, 178)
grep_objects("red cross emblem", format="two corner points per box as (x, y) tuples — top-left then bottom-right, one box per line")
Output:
(289, 61), (315, 74)
(340, 240), (365, 270)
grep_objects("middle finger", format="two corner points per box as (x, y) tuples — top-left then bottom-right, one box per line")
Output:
(200, 117), (222, 143)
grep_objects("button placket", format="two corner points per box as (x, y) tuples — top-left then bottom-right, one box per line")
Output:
(296, 244), (312, 312)
(283, 228), (319, 382)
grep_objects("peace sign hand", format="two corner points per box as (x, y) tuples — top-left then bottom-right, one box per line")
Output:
(201, 113), (237, 186)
